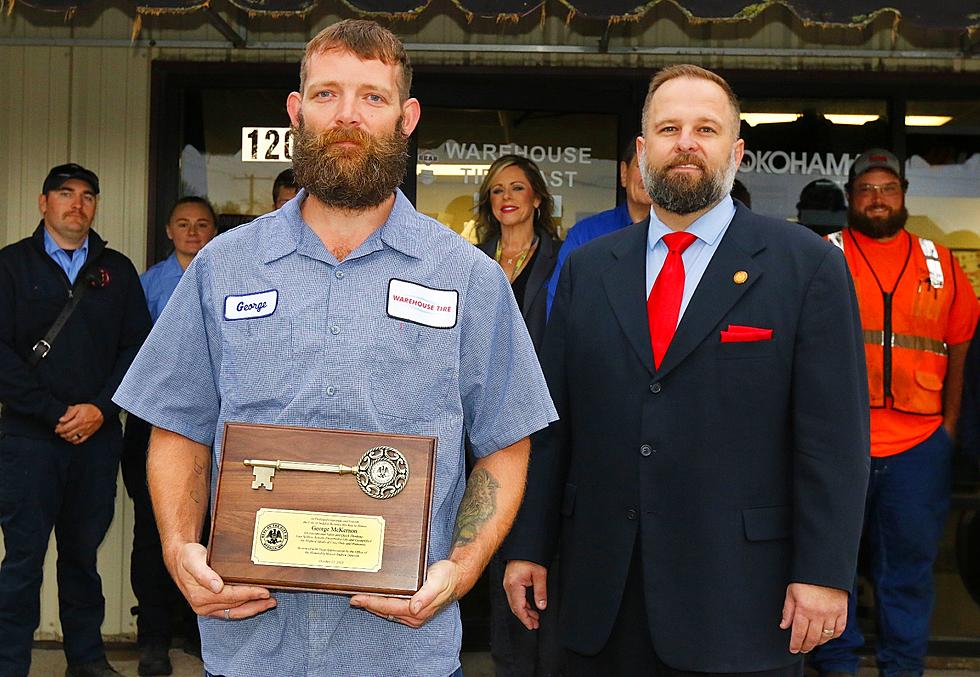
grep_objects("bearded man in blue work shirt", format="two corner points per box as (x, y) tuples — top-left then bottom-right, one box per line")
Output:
(0, 163), (151, 677)
(113, 19), (556, 677)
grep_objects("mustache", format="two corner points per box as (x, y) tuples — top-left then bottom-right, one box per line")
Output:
(667, 154), (706, 170)
(316, 125), (373, 148)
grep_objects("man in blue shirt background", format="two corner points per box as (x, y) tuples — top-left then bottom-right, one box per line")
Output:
(545, 136), (653, 316)
(0, 163), (151, 677)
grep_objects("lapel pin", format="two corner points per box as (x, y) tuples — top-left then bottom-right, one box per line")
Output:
(733, 270), (749, 285)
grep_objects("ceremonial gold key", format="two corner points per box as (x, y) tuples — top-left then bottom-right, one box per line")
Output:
(243, 446), (409, 500)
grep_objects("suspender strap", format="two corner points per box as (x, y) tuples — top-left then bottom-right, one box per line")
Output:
(29, 283), (89, 367)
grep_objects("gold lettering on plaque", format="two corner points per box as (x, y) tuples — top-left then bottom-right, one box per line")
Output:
(251, 508), (384, 572)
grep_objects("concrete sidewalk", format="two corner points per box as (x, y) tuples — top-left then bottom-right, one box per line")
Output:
(27, 648), (496, 677)
(26, 647), (980, 677)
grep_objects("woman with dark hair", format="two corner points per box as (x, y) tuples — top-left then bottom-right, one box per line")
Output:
(476, 155), (560, 351)
(475, 155), (562, 675)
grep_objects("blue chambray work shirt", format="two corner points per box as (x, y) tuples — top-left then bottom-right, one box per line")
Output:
(43, 228), (89, 284)
(113, 188), (557, 677)
(140, 252), (183, 322)
(545, 202), (634, 317)
(645, 195), (736, 326)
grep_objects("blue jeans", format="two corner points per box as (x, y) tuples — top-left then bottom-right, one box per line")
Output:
(0, 431), (121, 677)
(811, 425), (953, 677)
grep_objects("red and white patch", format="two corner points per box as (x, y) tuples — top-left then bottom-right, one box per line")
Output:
(386, 279), (458, 329)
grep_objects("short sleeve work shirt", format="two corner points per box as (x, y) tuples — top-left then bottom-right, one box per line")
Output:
(113, 189), (556, 677)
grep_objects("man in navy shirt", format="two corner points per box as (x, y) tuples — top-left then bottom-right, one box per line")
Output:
(545, 137), (653, 315)
(0, 163), (151, 677)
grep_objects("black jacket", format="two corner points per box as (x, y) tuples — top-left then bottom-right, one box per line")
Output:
(503, 207), (870, 671)
(0, 223), (151, 438)
(477, 230), (559, 353)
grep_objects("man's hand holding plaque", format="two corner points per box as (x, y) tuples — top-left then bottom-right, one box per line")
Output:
(168, 541), (276, 621)
(349, 436), (532, 627)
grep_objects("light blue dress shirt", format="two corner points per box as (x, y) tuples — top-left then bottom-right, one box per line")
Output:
(140, 252), (183, 323)
(113, 189), (557, 677)
(645, 195), (736, 327)
(43, 228), (89, 284)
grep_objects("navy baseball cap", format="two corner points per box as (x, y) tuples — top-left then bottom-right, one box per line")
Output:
(42, 163), (100, 195)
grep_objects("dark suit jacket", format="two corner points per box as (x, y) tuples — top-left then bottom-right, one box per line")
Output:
(478, 231), (559, 352)
(503, 205), (871, 672)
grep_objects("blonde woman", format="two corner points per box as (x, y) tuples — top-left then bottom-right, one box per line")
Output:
(475, 154), (562, 675)
(476, 154), (560, 352)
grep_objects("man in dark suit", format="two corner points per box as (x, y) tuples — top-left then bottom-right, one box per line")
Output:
(502, 65), (871, 676)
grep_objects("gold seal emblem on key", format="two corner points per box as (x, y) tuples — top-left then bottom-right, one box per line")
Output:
(244, 446), (410, 500)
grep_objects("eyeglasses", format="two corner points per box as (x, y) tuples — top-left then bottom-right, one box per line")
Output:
(855, 182), (902, 197)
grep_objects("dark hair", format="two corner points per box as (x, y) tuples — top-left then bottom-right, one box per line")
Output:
(301, 19), (412, 102)
(168, 196), (216, 225)
(273, 169), (298, 204)
(475, 155), (558, 245)
(642, 64), (741, 139)
(621, 136), (639, 167)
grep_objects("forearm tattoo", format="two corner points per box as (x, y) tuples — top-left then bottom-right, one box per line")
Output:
(190, 455), (207, 504)
(452, 468), (499, 547)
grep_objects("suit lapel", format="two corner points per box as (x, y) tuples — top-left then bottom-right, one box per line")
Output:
(656, 207), (766, 379)
(602, 219), (657, 376)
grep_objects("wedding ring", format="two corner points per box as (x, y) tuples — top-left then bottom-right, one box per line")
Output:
(74, 434), (81, 440)
(386, 614), (395, 622)
(821, 628), (834, 635)
(223, 608), (231, 620)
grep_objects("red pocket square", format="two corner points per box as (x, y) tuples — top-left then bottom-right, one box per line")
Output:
(720, 324), (773, 343)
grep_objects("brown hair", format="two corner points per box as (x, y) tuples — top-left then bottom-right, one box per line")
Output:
(641, 64), (741, 138)
(300, 19), (413, 102)
(475, 155), (558, 245)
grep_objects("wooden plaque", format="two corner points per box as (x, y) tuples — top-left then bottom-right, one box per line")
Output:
(208, 422), (436, 597)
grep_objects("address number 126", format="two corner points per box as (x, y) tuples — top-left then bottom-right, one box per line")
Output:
(242, 127), (293, 163)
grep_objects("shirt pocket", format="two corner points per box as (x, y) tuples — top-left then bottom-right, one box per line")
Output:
(370, 318), (454, 422)
(219, 316), (294, 408)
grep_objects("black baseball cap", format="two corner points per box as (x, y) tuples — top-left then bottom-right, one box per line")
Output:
(42, 163), (100, 195)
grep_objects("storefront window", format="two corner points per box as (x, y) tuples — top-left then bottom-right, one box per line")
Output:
(180, 87), (294, 223)
(905, 99), (980, 294)
(414, 108), (619, 241)
(737, 98), (889, 222)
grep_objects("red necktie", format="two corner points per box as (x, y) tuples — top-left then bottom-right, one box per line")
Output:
(647, 231), (697, 369)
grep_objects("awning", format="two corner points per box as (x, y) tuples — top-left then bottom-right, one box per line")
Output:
(8, 0), (980, 32)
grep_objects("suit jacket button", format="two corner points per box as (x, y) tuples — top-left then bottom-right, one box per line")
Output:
(626, 509), (638, 520)
(649, 382), (662, 394)
(640, 444), (653, 457)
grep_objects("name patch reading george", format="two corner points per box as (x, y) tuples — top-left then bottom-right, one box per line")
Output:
(224, 290), (278, 320)
(387, 279), (459, 329)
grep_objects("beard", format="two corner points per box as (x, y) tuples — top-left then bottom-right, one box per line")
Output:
(641, 148), (739, 216)
(848, 204), (908, 239)
(290, 114), (409, 211)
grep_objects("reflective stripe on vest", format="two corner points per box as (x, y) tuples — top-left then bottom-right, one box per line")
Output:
(827, 231), (845, 251)
(862, 329), (947, 356)
(920, 238), (945, 288)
